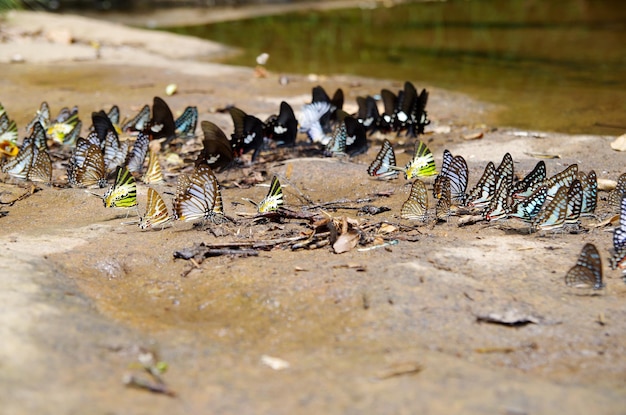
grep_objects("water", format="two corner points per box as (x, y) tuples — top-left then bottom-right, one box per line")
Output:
(167, 0), (626, 135)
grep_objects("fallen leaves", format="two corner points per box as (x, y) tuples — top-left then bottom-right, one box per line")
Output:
(610, 133), (626, 151)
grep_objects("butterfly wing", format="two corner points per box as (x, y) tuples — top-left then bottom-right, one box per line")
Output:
(198, 121), (234, 171)
(404, 140), (437, 179)
(565, 243), (604, 290)
(401, 179), (428, 221)
(174, 106), (198, 138)
(104, 166), (137, 208)
(139, 188), (170, 230)
(258, 176), (284, 213)
(126, 130), (150, 174)
(367, 139), (398, 178)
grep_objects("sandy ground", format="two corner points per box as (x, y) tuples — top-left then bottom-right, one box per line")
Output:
(1, 9), (626, 415)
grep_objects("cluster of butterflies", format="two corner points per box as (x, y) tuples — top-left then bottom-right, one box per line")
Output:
(369, 139), (599, 228)
(365, 136), (626, 289)
(1, 82), (624, 288)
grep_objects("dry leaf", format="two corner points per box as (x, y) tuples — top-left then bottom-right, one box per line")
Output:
(378, 223), (397, 234)
(333, 230), (359, 254)
(462, 131), (483, 140)
(610, 134), (626, 151)
(260, 355), (290, 370)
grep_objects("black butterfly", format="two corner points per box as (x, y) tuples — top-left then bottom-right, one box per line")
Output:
(197, 121), (234, 171)
(151, 96), (176, 144)
(229, 107), (265, 160)
(390, 82), (430, 137)
(264, 101), (297, 147)
(355, 95), (381, 134)
(565, 243), (604, 290)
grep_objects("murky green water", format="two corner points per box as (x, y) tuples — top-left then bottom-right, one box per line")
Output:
(168, 0), (626, 134)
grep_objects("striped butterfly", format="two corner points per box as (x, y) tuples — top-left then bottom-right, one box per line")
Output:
(67, 138), (107, 188)
(611, 197), (626, 270)
(175, 106), (198, 138)
(544, 164), (578, 199)
(564, 179), (583, 224)
(198, 121), (235, 171)
(483, 179), (511, 222)
(509, 185), (547, 222)
(92, 111), (128, 173)
(324, 118), (348, 157)
(257, 175), (284, 213)
(433, 149), (453, 198)
(103, 166), (137, 209)
(0, 107), (18, 143)
(2, 121), (51, 183)
(46, 106), (80, 145)
(532, 185), (568, 231)
(512, 160), (546, 198)
(565, 243), (604, 290)
(26, 101), (50, 133)
(172, 162), (224, 223)
(122, 104), (150, 134)
(435, 177), (451, 221)
(445, 155), (468, 205)
(401, 179), (428, 221)
(607, 173), (625, 212)
(367, 139), (398, 179)
(126, 130), (150, 174)
(139, 188), (171, 230)
(611, 195), (626, 271)
(494, 152), (514, 193)
(142, 149), (164, 184)
(579, 170), (597, 216)
(403, 140), (437, 179)
(466, 161), (496, 209)
(613, 195), (626, 253)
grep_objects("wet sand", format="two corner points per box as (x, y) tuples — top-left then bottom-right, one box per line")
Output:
(1, 9), (625, 414)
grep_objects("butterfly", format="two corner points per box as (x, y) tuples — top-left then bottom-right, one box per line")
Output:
(433, 150), (468, 205)
(466, 161), (496, 209)
(565, 243), (604, 290)
(172, 162), (224, 223)
(139, 188), (171, 230)
(367, 139), (398, 179)
(483, 179), (511, 222)
(2, 121), (51, 183)
(355, 95), (381, 134)
(103, 166), (137, 208)
(403, 140), (437, 179)
(299, 100), (333, 145)
(579, 170), (597, 216)
(544, 164), (578, 199)
(67, 137), (107, 188)
(174, 106), (198, 138)
(512, 161), (546, 198)
(494, 153), (514, 193)
(198, 121), (235, 171)
(0, 110), (19, 157)
(532, 185), (568, 231)
(256, 175), (284, 213)
(46, 105), (81, 145)
(121, 104), (151, 134)
(150, 96), (176, 144)
(391, 82), (430, 138)
(509, 185), (547, 222)
(26, 101), (50, 133)
(564, 179), (583, 224)
(142, 149), (164, 184)
(0, 105), (18, 143)
(613, 195), (626, 253)
(607, 173), (625, 212)
(91, 111), (129, 173)
(106, 105), (120, 127)
(264, 101), (298, 147)
(435, 177), (451, 221)
(401, 179), (428, 221)
(126, 130), (150, 174)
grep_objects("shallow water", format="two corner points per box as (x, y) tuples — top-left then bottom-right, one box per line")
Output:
(167, 0), (626, 135)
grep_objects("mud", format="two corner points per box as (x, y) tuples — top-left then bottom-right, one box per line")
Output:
(1, 10), (625, 415)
